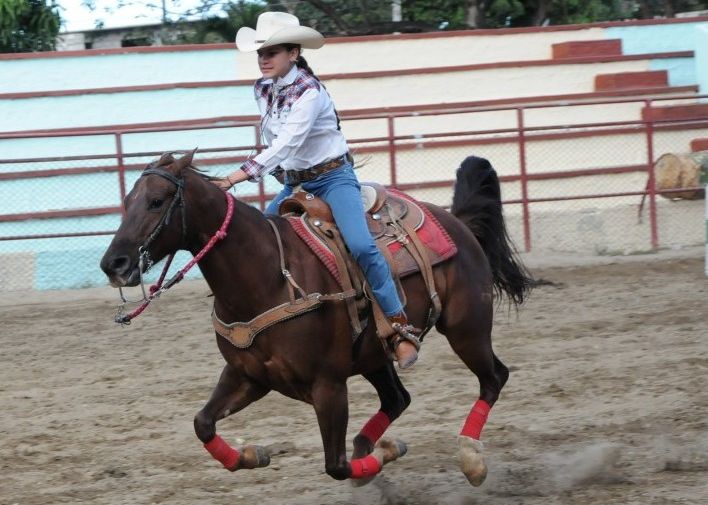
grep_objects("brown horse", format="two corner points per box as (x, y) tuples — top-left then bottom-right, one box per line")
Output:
(100, 151), (532, 485)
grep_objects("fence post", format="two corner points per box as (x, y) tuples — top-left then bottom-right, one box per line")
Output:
(701, 165), (708, 277)
(644, 99), (659, 250)
(387, 116), (397, 188)
(255, 124), (266, 211)
(114, 132), (127, 218)
(516, 108), (531, 252)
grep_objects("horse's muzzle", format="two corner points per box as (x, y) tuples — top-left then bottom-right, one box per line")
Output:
(100, 254), (141, 287)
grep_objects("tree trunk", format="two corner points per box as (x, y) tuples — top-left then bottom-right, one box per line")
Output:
(305, 0), (351, 34)
(654, 151), (708, 200)
(638, 0), (653, 19)
(532, 0), (549, 26)
(466, 0), (486, 28)
(663, 0), (674, 17)
(531, 0), (549, 26)
(276, 0), (298, 14)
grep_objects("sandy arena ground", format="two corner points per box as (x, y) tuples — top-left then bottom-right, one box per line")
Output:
(1, 250), (707, 504)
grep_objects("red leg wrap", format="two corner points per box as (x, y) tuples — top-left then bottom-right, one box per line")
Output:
(204, 434), (240, 470)
(350, 454), (382, 479)
(460, 399), (491, 440)
(359, 411), (391, 444)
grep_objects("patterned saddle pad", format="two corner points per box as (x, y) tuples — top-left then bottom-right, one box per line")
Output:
(285, 188), (457, 287)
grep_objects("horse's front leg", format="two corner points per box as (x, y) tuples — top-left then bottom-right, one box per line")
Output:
(194, 363), (270, 471)
(312, 380), (406, 481)
(352, 363), (411, 460)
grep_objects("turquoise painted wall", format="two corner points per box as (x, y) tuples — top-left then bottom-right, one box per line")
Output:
(606, 21), (707, 54)
(0, 49), (237, 93)
(0, 86), (256, 132)
(649, 57), (696, 87)
(696, 24), (708, 94)
(608, 21), (706, 89)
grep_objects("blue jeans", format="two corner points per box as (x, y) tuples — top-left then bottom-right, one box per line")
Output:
(266, 163), (403, 316)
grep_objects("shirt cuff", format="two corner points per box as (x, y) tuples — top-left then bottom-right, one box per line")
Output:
(240, 159), (267, 181)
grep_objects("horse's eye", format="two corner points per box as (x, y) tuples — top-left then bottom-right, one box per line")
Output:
(149, 199), (164, 210)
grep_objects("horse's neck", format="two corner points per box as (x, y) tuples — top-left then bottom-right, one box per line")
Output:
(190, 193), (283, 320)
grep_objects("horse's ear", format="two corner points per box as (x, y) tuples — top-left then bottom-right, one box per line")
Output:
(174, 148), (198, 173)
(149, 151), (176, 170)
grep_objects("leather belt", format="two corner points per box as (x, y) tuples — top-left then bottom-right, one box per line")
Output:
(285, 152), (352, 185)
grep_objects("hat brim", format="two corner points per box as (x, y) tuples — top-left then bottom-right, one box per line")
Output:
(236, 26), (325, 52)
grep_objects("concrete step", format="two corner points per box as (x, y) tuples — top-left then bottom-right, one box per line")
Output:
(642, 103), (708, 122)
(595, 70), (668, 91)
(552, 39), (623, 59)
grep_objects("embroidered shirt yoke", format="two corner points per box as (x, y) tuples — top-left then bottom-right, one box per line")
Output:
(241, 65), (348, 181)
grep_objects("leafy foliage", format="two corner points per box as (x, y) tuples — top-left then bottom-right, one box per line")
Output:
(0, 0), (61, 52)
(267, 0), (707, 32)
(79, 0), (708, 47)
(173, 0), (268, 44)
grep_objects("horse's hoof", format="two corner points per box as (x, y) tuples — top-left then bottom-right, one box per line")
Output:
(351, 433), (375, 460)
(239, 445), (271, 469)
(375, 438), (408, 464)
(350, 475), (375, 488)
(458, 435), (487, 486)
(350, 438), (406, 487)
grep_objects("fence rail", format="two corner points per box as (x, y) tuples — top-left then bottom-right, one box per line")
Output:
(1, 93), (706, 290)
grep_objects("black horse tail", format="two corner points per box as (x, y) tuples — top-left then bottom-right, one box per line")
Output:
(450, 156), (533, 307)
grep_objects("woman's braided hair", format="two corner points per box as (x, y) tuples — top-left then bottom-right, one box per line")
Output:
(283, 44), (342, 131)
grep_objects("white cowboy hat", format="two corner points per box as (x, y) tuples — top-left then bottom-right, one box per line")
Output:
(236, 12), (325, 52)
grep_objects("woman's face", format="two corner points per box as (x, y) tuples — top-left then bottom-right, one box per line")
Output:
(257, 45), (298, 80)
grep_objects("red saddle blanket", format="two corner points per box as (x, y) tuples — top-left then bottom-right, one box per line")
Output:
(286, 190), (457, 286)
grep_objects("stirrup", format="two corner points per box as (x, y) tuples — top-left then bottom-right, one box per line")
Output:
(390, 322), (421, 352)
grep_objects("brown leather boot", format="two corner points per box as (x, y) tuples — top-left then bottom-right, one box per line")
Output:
(388, 312), (420, 370)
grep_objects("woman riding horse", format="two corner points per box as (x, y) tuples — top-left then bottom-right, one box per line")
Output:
(99, 11), (533, 488)
(213, 12), (420, 369)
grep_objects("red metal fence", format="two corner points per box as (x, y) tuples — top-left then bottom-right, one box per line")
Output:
(1, 94), (706, 274)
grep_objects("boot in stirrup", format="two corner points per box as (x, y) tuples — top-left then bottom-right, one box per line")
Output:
(388, 312), (421, 370)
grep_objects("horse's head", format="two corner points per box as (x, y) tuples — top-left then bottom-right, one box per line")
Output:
(100, 150), (197, 287)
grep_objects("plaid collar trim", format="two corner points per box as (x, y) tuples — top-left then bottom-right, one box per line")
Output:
(255, 68), (320, 108)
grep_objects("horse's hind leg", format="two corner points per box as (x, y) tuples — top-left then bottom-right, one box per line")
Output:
(352, 362), (411, 460)
(194, 363), (270, 472)
(311, 379), (406, 482)
(439, 309), (509, 486)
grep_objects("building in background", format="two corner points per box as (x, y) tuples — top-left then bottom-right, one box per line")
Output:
(57, 21), (202, 51)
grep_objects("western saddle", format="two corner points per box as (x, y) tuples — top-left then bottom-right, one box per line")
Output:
(279, 183), (442, 353)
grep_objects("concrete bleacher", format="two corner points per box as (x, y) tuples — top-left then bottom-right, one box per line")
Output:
(1, 17), (704, 159)
(0, 16), (707, 289)
(1, 17), (705, 129)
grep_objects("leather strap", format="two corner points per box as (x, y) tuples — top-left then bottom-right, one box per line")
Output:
(318, 220), (364, 336)
(212, 295), (323, 348)
(267, 218), (308, 304)
(390, 207), (441, 336)
(211, 217), (360, 348)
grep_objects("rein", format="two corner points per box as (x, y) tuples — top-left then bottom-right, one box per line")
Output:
(115, 169), (235, 324)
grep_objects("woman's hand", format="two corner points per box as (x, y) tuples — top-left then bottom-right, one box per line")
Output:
(213, 176), (234, 191)
(212, 169), (249, 191)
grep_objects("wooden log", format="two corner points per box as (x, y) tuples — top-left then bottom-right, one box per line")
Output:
(654, 151), (707, 200)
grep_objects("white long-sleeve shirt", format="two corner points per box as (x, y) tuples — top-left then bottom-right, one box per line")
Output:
(240, 65), (349, 181)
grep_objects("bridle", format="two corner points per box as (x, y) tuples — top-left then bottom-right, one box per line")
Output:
(139, 167), (188, 261)
(115, 167), (234, 324)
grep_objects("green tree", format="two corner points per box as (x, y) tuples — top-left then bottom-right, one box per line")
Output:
(635, 0), (706, 18)
(172, 0), (268, 44)
(167, 0), (708, 44)
(514, 0), (632, 27)
(0, 0), (61, 52)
